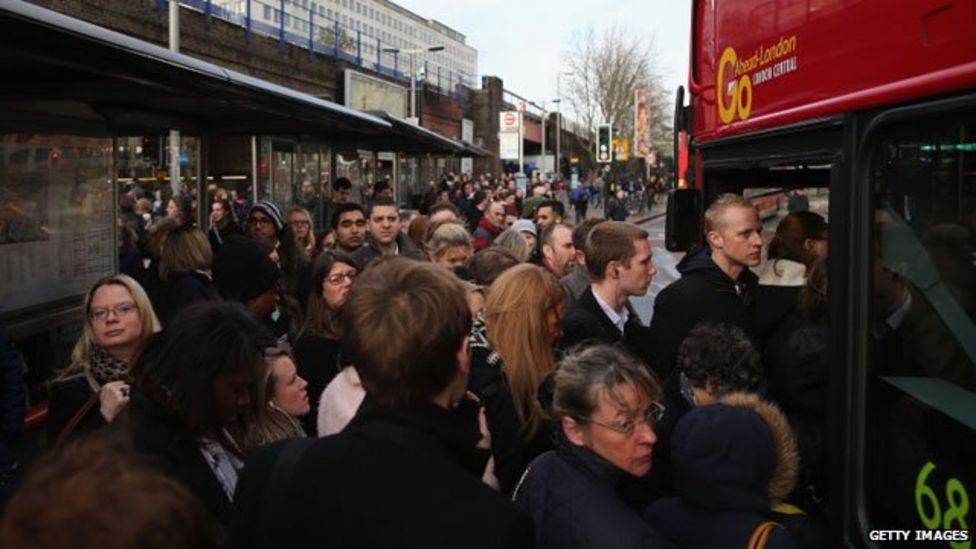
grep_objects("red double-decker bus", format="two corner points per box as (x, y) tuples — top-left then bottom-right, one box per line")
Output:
(668, 1), (976, 546)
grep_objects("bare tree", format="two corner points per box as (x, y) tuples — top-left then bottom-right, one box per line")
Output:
(563, 25), (670, 173)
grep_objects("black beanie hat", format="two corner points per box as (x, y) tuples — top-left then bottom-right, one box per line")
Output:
(212, 235), (280, 303)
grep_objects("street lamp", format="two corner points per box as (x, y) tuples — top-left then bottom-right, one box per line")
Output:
(383, 45), (445, 121)
(555, 71), (572, 179)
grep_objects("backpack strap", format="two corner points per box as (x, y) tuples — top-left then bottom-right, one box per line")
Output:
(747, 520), (782, 549)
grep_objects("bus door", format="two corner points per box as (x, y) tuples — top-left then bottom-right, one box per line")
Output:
(857, 96), (976, 545)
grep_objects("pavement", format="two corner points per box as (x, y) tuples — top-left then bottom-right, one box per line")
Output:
(563, 198), (667, 226)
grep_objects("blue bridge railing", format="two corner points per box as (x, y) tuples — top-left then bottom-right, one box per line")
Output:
(156, 0), (472, 100)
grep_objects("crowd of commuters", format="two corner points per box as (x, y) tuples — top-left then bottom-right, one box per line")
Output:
(1, 168), (832, 548)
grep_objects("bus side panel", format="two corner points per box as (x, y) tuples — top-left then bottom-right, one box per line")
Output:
(693, 0), (976, 141)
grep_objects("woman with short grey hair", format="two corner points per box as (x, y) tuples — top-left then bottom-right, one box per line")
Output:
(513, 344), (669, 549)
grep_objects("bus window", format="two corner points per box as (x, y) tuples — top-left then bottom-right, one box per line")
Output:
(866, 112), (976, 536)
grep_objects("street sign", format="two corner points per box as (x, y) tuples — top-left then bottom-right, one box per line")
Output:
(613, 139), (630, 162)
(498, 132), (520, 159)
(499, 111), (519, 132)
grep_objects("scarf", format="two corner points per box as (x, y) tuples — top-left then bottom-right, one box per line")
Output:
(88, 345), (130, 386)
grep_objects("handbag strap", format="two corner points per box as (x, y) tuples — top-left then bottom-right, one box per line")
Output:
(53, 392), (100, 450)
(747, 520), (782, 549)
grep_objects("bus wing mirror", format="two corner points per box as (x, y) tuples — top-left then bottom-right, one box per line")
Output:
(666, 188), (702, 252)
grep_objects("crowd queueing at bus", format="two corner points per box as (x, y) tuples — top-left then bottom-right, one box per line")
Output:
(0, 172), (833, 549)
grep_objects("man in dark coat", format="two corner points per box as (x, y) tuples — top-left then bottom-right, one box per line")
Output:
(648, 194), (763, 381)
(561, 222), (655, 367)
(232, 258), (534, 549)
(605, 189), (629, 221)
(351, 196), (426, 269)
(321, 177), (352, 232)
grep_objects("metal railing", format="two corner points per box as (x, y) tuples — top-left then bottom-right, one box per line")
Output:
(156, 0), (474, 100)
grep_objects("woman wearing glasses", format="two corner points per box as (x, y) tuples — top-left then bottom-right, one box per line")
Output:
(286, 207), (316, 260)
(513, 344), (669, 549)
(47, 274), (161, 446)
(293, 250), (359, 434)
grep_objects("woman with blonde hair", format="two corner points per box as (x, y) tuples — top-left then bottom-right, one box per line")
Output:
(286, 207), (316, 259)
(426, 220), (473, 269)
(47, 274), (161, 446)
(247, 346), (309, 448)
(468, 263), (565, 494)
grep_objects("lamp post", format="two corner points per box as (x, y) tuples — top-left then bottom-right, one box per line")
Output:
(555, 71), (572, 179)
(169, 1), (181, 193)
(383, 45), (445, 122)
(540, 99), (560, 178)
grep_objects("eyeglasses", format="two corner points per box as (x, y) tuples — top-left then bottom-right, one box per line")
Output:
(249, 217), (272, 226)
(576, 401), (666, 436)
(326, 271), (357, 285)
(89, 303), (138, 322)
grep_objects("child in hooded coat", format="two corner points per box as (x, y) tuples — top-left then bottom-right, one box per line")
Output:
(645, 393), (801, 549)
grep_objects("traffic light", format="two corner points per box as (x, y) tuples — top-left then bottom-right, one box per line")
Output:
(596, 124), (612, 163)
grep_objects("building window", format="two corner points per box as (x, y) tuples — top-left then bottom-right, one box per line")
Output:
(263, 5), (272, 19)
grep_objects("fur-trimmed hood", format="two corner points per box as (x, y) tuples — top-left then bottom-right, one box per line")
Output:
(669, 392), (799, 512)
(720, 392), (799, 503)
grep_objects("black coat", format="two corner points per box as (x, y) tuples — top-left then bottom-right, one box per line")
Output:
(208, 219), (242, 251)
(231, 397), (534, 549)
(605, 197), (628, 221)
(292, 332), (342, 434)
(645, 398), (799, 549)
(764, 311), (828, 500)
(467, 318), (555, 495)
(120, 393), (235, 532)
(157, 271), (220, 326)
(754, 258), (808, 351)
(648, 247), (758, 380)
(755, 285), (801, 350)
(560, 287), (653, 368)
(350, 232), (427, 270)
(513, 441), (671, 549)
(280, 255), (313, 312)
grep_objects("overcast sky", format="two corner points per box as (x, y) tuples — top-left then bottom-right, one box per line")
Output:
(394, 0), (692, 118)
